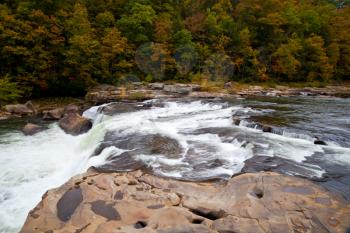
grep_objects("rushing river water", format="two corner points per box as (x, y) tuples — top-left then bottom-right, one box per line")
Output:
(0, 96), (349, 232)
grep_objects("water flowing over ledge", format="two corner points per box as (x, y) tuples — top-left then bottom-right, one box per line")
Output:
(0, 96), (349, 232)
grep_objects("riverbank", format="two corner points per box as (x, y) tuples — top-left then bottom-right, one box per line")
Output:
(1, 82), (350, 121)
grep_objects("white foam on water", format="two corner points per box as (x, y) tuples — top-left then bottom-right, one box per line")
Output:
(0, 124), (103, 233)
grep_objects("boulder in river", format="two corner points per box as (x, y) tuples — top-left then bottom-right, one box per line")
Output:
(4, 101), (36, 116)
(21, 171), (350, 233)
(22, 123), (44, 136)
(233, 118), (241, 126)
(42, 108), (64, 121)
(314, 139), (327, 146)
(262, 125), (273, 133)
(58, 113), (92, 136)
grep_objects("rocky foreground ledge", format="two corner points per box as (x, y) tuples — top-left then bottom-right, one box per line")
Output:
(21, 170), (350, 233)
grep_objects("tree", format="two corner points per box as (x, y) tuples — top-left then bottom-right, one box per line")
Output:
(0, 75), (25, 104)
(301, 36), (333, 81)
(272, 38), (302, 81)
(116, 2), (156, 44)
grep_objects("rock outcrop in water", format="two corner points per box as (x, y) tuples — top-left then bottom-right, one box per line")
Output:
(21, 170), (350, 233)
(58, 113), (92, 136)
(42, 108), (64, 121)
(22, 123), (44, 136)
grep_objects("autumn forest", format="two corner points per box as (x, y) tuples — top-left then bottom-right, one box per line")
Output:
(1, 0), (350, 100)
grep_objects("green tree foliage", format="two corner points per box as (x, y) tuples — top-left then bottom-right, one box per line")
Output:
(0, 75), (25, 104)
(0, 0), (350, 99)
(116, 2), (156, 44)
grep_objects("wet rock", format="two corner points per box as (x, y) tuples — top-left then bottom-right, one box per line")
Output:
(94, 152), (145, 172)
(56, 187), (83, 222)
(95, 133), (183, 173)
(58, 113), (92, 136)
(21, 171), (350, 233)
(142, 99), (165, 108)
(233, 118), (241, 126)
(148, 134), (183, 157)
(262, 125), (273, 133)
(22, 123), (44, 136)
(91, 200), (120, 221)
(103, 133), (183, 158)
(314, 140), (327, 145)
(4, 101), (36, 116)
(42, 108), (64, 120)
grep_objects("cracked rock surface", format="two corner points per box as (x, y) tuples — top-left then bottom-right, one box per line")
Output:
(20, 171), (350, 233)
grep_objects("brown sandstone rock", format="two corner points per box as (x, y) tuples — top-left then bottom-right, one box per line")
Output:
(58, 113), (92, 136)
(20, 171), (350, 233)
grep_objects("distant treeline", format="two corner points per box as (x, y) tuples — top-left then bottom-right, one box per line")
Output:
(0, 0), (349, 99)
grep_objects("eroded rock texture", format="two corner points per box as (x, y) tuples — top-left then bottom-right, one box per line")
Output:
(21, 171), (350, 233)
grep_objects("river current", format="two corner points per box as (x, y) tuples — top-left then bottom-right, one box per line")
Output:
(0, 96), (349, 233)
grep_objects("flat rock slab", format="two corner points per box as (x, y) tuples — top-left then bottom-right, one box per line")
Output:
(21, 171), (350, 233)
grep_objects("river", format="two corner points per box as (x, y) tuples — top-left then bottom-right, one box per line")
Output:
(0, 96), (349, 233)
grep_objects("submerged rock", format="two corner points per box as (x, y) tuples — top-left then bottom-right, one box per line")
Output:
(58, 113), (92, 136)
(22, 123), (44, 136)
(21, 171), (350, 233)
(93, 133), (184, 172)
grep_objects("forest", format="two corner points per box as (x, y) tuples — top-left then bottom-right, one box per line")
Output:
(0, 0), (350, 100)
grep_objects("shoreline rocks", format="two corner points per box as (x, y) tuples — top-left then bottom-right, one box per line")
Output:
(21, 170), (350, 233)
(1, 83), (349, 122)
(4, 101), (36, 116)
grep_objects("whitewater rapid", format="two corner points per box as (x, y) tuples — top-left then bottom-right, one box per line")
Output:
(0, 98), (349, 232)
(0, 125), (106, 233)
